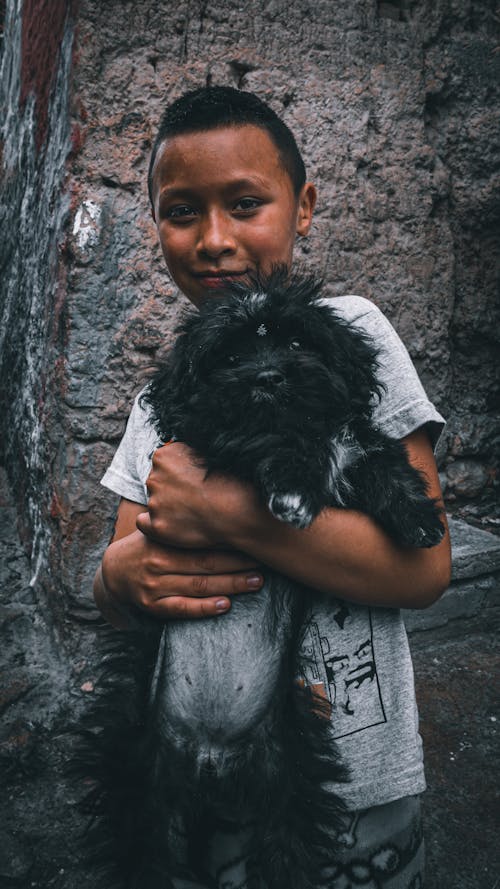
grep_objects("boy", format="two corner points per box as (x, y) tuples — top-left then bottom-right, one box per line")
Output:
(94, 86), (451, 888)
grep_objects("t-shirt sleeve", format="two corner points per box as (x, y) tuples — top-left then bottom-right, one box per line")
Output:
(330, 295), (446, 449)
(101, 391), (160, 505)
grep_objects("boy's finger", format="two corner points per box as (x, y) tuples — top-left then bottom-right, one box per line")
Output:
(147, 595), (233, 620)
(159, 549), (262, 575)
(136, 512), (153, 536)
(153, 571), (263, 600)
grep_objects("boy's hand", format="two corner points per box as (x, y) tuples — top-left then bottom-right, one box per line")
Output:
(136, 442), (261, 550)
(100, 529), (264, 621)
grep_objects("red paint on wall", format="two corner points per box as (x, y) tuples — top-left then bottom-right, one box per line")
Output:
(19, 0), (72, 151)
(69, 121), (86, 157)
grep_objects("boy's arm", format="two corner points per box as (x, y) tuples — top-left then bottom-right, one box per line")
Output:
(93, 499), (265, 627)
(232, 428), (451, 609)
(137, 427), (451, 610)
(93, 499), (146, 629)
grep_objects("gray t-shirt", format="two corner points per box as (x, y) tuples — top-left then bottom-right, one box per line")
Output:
(101, 295), (445, 811)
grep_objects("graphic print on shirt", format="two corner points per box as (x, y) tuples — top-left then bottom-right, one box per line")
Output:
(298, 605), (386, 739)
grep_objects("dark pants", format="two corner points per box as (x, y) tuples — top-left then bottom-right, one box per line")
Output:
(172, 795), (424, 889)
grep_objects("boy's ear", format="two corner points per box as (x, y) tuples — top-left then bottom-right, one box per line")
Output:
(296, 182), (317, 237)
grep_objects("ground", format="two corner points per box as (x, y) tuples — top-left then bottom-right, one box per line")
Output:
(411, 628), (499, 889)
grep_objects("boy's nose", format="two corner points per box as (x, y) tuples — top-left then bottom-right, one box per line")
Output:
(197, 211), (237, 258)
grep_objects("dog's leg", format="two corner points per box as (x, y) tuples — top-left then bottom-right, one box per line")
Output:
(243, 592), (349, 889)
(346, 436), (445, 548)
(255, 683), (349, 889)
(256, 451), (331, 529)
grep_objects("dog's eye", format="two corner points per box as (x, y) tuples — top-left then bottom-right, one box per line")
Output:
(289, 340), (302, 351)
(227, 354), (239, 364)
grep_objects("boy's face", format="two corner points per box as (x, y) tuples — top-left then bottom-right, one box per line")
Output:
(150, 125), (316, 306)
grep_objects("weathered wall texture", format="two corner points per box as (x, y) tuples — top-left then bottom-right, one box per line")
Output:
(0, 2), (83, 884)
(0, 0), (499, 885)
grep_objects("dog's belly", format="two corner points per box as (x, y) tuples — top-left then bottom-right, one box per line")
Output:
(151, 575), (296, 752)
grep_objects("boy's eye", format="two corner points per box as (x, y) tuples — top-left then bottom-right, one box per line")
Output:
(289, 340), (302, 350)
(234, 197), (262, 213)
(166, 205), (197, 220)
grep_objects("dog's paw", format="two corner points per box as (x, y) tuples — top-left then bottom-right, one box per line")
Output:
(268, 492), (315, 528)
(394, 511), (445, 549)
(409, 521), (446, 549)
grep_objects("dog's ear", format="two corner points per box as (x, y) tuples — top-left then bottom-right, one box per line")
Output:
(311, 306), (384, 416)
(167, 308), (222, 394)
(345, 330), (384, 414)
(334, 323), (384, 416)
(140, 309), (207, 439)
(142, 298), (245, 438)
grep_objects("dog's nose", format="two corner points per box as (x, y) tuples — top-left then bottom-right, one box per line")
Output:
(256, 369), (285, 387)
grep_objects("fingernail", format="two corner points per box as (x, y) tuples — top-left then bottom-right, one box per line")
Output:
(246, 574), (262, 589)
(216, 599), (229, 611)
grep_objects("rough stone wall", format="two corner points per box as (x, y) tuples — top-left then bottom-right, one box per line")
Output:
(0, 0), (499, 885)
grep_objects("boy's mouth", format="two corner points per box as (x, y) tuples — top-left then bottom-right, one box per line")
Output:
(193, 270), (249, 289)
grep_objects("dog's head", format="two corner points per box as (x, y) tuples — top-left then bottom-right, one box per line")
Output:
(145, 267), (382, 441)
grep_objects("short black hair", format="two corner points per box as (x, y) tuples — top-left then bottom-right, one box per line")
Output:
(148, 85), (306, 206)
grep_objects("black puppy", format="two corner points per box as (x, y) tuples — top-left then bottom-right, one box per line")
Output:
(145, 268), (444, 546)
(81, 269), (444, 889)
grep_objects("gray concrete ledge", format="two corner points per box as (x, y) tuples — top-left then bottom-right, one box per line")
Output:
(404, 516), (500, 634)
(447, 515), (500, 580)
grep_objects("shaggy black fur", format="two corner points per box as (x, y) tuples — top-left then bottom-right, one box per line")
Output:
(77, 268), (444, 889)
(77, 599), (349, 889)
(144, 267), (444, 546)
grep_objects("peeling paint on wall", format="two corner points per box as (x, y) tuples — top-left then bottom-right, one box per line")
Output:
(20, 0), (72, 151)
(72, 200), (101, 248)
